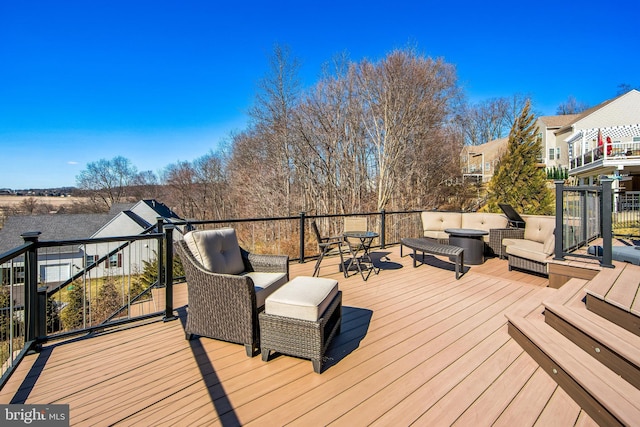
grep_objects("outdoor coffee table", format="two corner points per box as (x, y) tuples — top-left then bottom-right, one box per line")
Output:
(343, 231), (379, 280)
(445, 228), (489, 265)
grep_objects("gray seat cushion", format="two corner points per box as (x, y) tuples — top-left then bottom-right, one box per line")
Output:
(183, 228), (245, 274)
(244, 272), (289, 308)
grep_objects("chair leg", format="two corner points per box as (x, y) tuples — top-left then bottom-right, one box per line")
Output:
(313, 249), (328, 277)
(338, 244), (348, 278)
(245, 343), (257, 357)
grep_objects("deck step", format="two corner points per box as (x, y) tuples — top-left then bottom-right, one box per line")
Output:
(543, 277), (588, 306)
(543, 301), (640, 389)
(584, 263), (640, 337)
(506, 313), (640, 427)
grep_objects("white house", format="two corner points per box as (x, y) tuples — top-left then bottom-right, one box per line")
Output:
(461, 90), (640, 193)
(0, 200), (182, 289)
(562, 89), (640, 189)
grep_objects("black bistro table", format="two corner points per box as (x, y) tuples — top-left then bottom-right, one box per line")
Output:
(343, 231), (379, 280)
(444, 228), (489, 265)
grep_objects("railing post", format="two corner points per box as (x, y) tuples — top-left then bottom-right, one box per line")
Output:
(380, 209), (386, 249)
(37, 286), (48, 344)
(163, 224), (176, 321)
(299, 212), (306, 263)
(21, 231), (41, 346)
(601, 179), (614, 268)
(156, 217), (164, 289)
(553, 181), (565, 260)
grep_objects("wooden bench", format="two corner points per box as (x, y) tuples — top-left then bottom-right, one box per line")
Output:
(400, 237), (464, 279)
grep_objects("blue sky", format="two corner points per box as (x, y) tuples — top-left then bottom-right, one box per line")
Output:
(1, 0), (637, 189)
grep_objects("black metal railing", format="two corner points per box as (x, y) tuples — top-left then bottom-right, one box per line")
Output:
(0, 229), (174, 387)
(554, 179), (613, 267)
(165, 210), (425, 263)
(4, 201), (610, 389)
(0, 209), (425, 388)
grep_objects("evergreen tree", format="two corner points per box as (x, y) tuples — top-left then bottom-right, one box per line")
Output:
(61, 281), (89, 330)
(92, 280), (121, 324)
(46, 296), (61, 334)
(484, 100), (554, 215)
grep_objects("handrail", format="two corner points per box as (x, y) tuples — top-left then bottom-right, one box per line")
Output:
(0, 243), (31, 266)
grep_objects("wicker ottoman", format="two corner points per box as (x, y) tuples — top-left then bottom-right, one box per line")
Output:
(259, 276), (342, 373)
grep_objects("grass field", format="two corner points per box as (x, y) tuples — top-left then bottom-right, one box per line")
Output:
(0, 195), (85, 208)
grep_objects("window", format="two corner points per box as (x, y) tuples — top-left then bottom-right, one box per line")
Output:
(485, 161), (491, 171)
(86, 255), (97, 267)
(1, 265), (25, 285)
(106, 253), (122, 268)
(548, 148), (554, 160)
(556, 147), (561, 160)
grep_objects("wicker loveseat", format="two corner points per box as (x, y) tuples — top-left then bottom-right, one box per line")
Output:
(176, 228), (289, 356)
(420, 211), (510, 256)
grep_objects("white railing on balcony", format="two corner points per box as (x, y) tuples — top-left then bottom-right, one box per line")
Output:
(570, 140), (640, 170)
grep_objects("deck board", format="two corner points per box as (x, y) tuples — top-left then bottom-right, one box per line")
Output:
(605, 264), (640, 311)
(451, 352), (538, 426)
(1, 245), (598, 426)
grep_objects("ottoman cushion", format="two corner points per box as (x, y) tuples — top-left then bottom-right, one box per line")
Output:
(265, 276), (339, 321)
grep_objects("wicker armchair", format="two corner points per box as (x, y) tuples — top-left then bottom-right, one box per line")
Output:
(175, 229), (289, 357)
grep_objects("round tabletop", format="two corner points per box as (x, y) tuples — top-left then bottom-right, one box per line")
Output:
(444, 228), (489, 237)
(343, 231), (379, 239)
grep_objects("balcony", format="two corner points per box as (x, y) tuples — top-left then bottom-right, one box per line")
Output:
(569, 140), (640, 178)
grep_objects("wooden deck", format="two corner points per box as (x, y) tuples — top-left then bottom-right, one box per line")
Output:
(0, 245), (600, 426)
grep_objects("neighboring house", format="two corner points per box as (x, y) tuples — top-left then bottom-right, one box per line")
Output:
(536, 114), (580, 170)
(561, 89), (640, 189)
(0, 200), (182, 289)
(461, 90), (640, 192)
(0, 213), (116, 286)
(461, 137), (508, 183)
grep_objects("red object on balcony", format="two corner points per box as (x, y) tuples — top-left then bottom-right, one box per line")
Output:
(606, 136), (613, 156)
(597, 128), (603, 148)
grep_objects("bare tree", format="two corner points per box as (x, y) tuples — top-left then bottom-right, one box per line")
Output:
(248, 44), (301, 215)
(192, 152), (228, 220)
(355, 49), (461, 210)
(616, 83), (638, 96)
(19, 197), (40, 214)
(455, 94), (530, 146)
(162, 161), (200, 219)
(556, 95), (589, 115)
(76, 156), (139, 210)
(290, 54), (369, 215)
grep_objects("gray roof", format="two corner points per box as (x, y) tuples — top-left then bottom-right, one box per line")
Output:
(0, 213), (116, 254)
(140, 199), (181, 219)
(109, 203), (136, 214)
